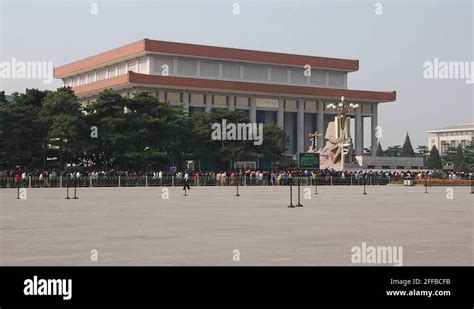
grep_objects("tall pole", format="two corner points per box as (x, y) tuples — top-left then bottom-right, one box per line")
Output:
(288, 178), (294, 208)
(340, 137), (344, 171)
(470, 175), (473, 194)
(235, 175), (240, 197)
(73, 174), (78, 199)
(363, 176), (367, 195)
(296, 175), (303, 207)
(65, 176), (70, 200)
(424, 175), (428, 194)
(340, 116), (344, 172)
(314, 175), (318, 195)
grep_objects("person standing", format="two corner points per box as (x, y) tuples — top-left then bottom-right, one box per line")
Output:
(15, 172), (21, 187)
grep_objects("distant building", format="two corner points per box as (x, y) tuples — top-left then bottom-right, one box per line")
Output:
(426, 123), (474, 154)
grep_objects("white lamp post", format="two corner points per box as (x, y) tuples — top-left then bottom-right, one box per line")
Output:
(326, 96), (359, 171)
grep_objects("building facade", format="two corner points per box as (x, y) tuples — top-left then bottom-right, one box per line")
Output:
(427, 123), (474, 154)
(54, 39), (396, 159)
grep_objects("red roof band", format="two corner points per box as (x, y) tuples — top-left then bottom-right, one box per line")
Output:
(72, 71), (396, 102)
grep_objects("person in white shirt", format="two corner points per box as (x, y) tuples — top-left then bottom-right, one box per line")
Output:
(183, 171), (191, 190)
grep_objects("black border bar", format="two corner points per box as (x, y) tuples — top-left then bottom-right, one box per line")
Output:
(0, 267), (472, 307)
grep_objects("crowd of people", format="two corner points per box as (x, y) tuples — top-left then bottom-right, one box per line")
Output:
(1, 168), (472, 184)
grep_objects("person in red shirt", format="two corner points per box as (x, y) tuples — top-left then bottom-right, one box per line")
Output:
(14, 172), (21, 186)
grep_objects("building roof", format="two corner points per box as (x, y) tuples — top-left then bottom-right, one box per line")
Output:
(54, 39), (360, 78)
(72, 71), (396, 102)
(426, 123), (474, 133)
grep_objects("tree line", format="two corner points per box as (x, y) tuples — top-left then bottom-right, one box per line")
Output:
(0, 88), (287, 171)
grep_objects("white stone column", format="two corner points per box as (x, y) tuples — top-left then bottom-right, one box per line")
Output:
(182, 91), (189, 115)
(317, 100), (325, 150)
(297, 99), (305, 153)
(205, 92), (212, 112)
(277, 97), (284, 129)
(250, 95), (257, 123)
(158, 89), (165, 102)
(371, 103), (379, 156)
(228, 94), (235, 111)
(355, 107), (363, 156)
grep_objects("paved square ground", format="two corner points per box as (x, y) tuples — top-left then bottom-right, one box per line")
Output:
(0, 185), (472, 266)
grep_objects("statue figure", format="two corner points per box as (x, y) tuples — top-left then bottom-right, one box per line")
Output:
(319, 119), (355, 168)
(307, 131), (322, 153)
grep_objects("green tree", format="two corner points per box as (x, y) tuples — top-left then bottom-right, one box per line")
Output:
(190, 110), (255, 165)
(463, 141), (474, 171)
(426, 145), (443, 169)
(0, 91), (7, 105)
(189, 110), (287, 168)
(83, 89), (129, 168)
(416, 145), (429, 157)
(453, 144), (467, 172)
(0, 89), (49, 169)
(252, 123), (288, 161)
(384, 145), (401, 157)
(40, 87), (87, 169)
(441, 145), (459, 168)
(375, 142), (384, 156)
(400, 133), (415, 157)
(417, 145), (430, 168)
(278, 154), (297, 170)
(124, 91), (190, 169)
(84, 90), (190, 170)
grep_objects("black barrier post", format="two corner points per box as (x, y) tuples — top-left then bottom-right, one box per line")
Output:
(424, 176), (428, 194)
(471, 175), (473, 194)
(184, 179), (188, 196)
(296, 176), (303, 207)
(235, 176), (240, 197)
(73, 175), (78, 199)
(65, 176), (70, 199)
(288, 178), (295, 208)
(314, 176), (318, 195)
(16, 181), (20, 199)
(363, 177), (367, 195)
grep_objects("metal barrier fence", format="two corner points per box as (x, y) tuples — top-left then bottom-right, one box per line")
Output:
(0, 175), (390, 188)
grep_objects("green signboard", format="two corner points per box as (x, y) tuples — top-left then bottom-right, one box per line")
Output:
(298, 153), (320, 169)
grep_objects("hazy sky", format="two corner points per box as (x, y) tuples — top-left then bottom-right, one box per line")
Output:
(0, 0), (472, 147)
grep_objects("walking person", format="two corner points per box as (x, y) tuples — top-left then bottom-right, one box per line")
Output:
(183, 171), (191, 191)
